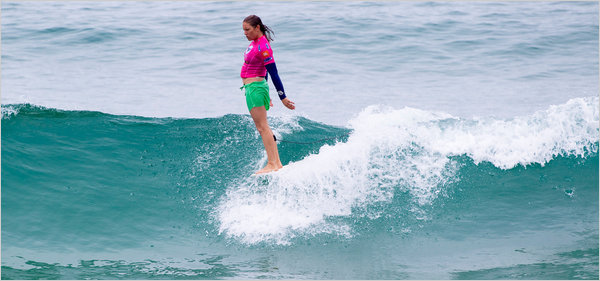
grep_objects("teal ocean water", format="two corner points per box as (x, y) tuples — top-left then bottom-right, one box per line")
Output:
(2, 98), (598, 279)
(2, 1), (599, 280)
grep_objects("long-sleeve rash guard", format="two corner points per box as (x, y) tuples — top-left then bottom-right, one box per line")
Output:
(240, 35), (286, 100)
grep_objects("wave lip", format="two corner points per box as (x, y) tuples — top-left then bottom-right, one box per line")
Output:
(426, 96), (599, 169)
(216, 97), (599, 245)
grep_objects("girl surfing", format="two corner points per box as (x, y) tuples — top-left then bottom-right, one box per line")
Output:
(240, 15), (295, 174)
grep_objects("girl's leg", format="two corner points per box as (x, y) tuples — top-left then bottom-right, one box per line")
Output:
(250, 106), (283, 174)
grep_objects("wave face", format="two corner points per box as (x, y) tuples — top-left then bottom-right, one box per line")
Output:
(2, 97), (598, 279)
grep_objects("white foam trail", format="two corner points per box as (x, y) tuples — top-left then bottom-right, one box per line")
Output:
(217, 97), (599, 245)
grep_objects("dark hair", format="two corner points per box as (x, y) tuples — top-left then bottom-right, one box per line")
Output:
(244, 15), (274, 42)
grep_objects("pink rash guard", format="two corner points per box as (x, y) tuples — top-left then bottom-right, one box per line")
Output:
(240, 35), (275, 78)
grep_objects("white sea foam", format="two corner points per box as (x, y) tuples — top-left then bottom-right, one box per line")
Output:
(1, 105), (20, 119)
(269, 113), (305, 138)
(217, 97), (599, 244)
(425, 96), (599, 169)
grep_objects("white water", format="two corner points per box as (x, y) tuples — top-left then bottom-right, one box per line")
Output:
(217, 97), (599, 244)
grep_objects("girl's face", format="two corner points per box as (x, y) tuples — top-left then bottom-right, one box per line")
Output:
(243, 22), (261, 41)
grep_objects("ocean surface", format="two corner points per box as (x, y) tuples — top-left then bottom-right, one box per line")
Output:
(1, 1), (599, 280)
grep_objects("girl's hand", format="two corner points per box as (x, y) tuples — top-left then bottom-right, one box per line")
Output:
(281, 98), (295, 110)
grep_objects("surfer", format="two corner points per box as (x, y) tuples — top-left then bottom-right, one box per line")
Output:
(240, 15), (295, 174)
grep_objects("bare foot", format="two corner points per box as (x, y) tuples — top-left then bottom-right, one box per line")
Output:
(255, 163), (284, 174)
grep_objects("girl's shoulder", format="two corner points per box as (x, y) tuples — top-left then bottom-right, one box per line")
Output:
(259, 35), (271, 45)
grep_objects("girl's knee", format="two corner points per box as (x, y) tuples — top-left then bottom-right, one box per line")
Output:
(255, 124), (271, 134)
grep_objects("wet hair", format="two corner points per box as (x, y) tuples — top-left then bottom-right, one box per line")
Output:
(243, 15), (274, 42)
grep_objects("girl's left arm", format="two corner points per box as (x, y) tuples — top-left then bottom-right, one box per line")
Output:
(266, 63), (295, 110)
(265, 63), (286, 100)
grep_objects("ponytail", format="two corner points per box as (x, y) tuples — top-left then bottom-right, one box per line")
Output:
(243, 15), (274, 41)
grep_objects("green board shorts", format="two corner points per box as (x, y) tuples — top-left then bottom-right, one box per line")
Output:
(241, 80), (270, 112)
